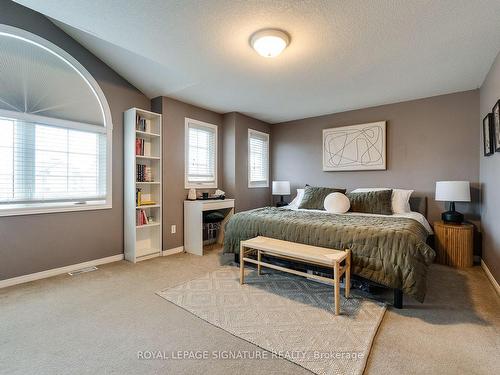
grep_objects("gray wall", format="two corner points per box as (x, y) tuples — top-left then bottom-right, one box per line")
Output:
(0, 1), (150, 280)
(222, 113), (237, 201)
(479, 51), (500, 283)
(151, 97), (223, 250)
(222, 113), (272, 212)
(271, 90), (480, 223)
(150, 100), (272, 250)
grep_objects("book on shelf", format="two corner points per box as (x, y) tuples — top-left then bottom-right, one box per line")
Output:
(136, 164), (153, 182)
(135, 138), (151, 156)
(139, 200), (157, 206)
(135, 137), (152, 156)
(136, 190), (156, 206)
(136, 188), (142, 206)
(136, 209), (149, 226)
(135, 138), (142, 155)
(135, 114), (151, 133)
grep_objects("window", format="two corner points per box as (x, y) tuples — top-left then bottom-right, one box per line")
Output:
(185, 118), (217, 188)
(248, 129), (269, 188)
(0, 116), (107, 207)
(0, 25), (112, 216)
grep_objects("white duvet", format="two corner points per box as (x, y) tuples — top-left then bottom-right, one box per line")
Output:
(284, 206), (434, 235)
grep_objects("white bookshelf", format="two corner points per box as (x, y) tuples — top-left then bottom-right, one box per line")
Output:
(124, 108), (162, 263)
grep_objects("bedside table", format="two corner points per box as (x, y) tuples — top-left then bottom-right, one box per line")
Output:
(433, 221), (474, 268)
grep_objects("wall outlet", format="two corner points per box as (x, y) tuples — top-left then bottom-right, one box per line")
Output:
(171, 225), (176, 234)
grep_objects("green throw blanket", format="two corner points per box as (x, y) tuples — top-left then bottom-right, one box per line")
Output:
(223, 207), (435, 302)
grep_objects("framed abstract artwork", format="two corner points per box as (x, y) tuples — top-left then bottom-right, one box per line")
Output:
(492, 99), (500, 152)
(483, 113), (494, 157)
(323, 121), (386, 171)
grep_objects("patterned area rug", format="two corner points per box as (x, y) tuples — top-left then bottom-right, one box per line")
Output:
(157, 266), (386, 375)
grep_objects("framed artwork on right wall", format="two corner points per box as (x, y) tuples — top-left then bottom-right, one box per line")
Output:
(493, 99), (500, 152)
(483, 113), (494, 156)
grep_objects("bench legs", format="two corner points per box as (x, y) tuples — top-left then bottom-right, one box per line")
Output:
(345, 249), (351, 298)
(239, 244), (351, 316)
(257, 250), (261, 275)
(239, 244), (245, 285)
(334, 262), (340, 315)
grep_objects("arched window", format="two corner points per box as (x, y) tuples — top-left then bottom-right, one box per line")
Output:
(0, 25), (112, 216)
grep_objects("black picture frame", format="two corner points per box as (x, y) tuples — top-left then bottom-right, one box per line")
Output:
(493, 99), (500, 152)
(483, 113), (494, 156)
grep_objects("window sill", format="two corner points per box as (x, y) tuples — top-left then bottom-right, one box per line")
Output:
(185, 184), (218, 189)
(248, 183), (269, 189)
(0, 201), (112, 217)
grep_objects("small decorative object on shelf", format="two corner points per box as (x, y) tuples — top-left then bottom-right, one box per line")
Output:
(272, 181), (290, 207)
(435, 181), (470, 224)
(434, 221), (474, 268)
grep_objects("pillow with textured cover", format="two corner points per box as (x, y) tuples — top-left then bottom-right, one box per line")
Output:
(351, 188), (413, 214)
(346, 189), (393, 215)
(298, 185), (347, 210)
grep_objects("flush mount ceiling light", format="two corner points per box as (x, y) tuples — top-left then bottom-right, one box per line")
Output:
(250, 29), (290, 58)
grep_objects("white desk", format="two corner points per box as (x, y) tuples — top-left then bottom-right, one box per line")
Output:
(184, 199), (235, 255)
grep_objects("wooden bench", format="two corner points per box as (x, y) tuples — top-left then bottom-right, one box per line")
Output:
(239, 236), (351, 315)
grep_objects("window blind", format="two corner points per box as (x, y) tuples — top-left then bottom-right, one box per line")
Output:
(186, 121), (217, 187)
(248, 129), (269, 187)
(0, 117), (107, 205)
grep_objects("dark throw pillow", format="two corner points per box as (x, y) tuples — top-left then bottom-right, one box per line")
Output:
(346, 190), (393, 215)
(298, 185), (347, 210)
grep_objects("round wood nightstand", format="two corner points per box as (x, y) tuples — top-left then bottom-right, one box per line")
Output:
(433, 221), (474, 268)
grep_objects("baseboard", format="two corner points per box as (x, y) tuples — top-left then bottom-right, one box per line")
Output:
(0, 254), (124, 289)
(481, 259), (500, 296)
(162, 246), (184, 256)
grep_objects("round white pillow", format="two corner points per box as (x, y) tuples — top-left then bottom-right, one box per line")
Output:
(324, 192), (350, 213)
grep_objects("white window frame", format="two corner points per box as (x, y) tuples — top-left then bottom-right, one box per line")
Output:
(248, 129), (270, 188)
(0, 25), (113, 217)
(184, 118), (218, 189)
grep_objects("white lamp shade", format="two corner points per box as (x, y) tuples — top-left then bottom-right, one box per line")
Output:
(272, 181), (291, 195)
(435, 181), (470, 202)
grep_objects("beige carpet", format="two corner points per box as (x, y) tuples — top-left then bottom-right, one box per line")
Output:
(1, 247), (499, 374)
(158, 266), (386, 375)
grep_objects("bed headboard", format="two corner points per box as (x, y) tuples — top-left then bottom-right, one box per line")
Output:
(409, 196), (428, 219)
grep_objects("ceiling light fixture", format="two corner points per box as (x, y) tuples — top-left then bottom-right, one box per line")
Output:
(250, 29), (290, 58)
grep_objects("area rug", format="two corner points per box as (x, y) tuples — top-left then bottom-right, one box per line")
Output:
(157, 266), (386, 375)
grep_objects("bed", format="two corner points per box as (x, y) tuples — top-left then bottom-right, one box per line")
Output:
(223, 197), (436, 306)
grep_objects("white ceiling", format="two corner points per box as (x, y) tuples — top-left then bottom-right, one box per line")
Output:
(15, 0), (500, 123)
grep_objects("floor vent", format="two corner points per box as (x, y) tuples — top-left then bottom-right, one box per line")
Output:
(68, 266), (98, 276)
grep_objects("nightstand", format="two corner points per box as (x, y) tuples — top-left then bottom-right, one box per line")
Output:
(433, 221), (474, 267)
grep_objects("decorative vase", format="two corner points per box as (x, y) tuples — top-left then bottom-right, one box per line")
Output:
(188, 188), (196, 200)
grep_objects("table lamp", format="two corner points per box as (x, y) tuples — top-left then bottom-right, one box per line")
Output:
(272, 181), (290, 207)
(435, 181), (470, 224)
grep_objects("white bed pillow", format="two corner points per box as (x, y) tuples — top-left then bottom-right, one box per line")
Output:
(288, 188), (305, 208)
(350, 188), (414, 214)
(324, 192), (350, 213)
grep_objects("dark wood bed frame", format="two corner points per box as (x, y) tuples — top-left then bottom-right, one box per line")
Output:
(233, 196), (429, 309)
